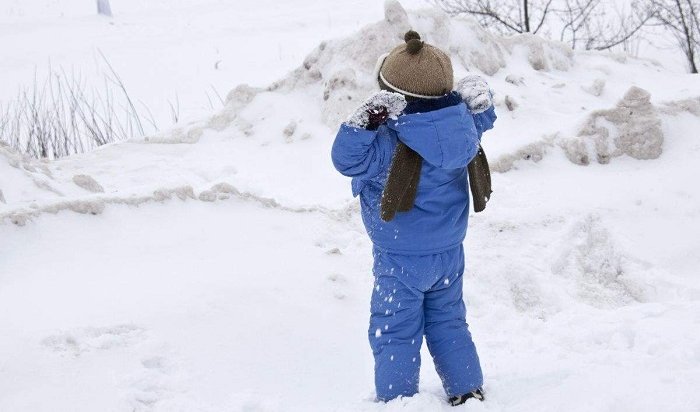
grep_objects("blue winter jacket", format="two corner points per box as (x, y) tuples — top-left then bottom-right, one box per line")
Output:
(332, 92), (496, 255)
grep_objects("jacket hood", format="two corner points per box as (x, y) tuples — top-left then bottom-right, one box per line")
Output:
(387, 93), (479, 169)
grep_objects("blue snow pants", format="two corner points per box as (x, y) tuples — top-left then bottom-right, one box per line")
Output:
(369, 244), (483, 401)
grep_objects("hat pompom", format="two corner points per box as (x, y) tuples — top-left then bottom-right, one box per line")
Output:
(406, 39), (423, 54)
(404, 30), (421, 42)
(404, 30), (423, 55)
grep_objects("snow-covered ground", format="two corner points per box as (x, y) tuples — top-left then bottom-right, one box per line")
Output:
(2, 1), (700, 411)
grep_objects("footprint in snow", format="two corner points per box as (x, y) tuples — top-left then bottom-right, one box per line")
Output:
(41, 324), (146, 357)
(327, 273), (349, 300)
(42, 324), (184, 409)
(127, 356), (179, 410)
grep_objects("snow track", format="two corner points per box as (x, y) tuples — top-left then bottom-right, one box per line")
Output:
(0, 181), (357, 227)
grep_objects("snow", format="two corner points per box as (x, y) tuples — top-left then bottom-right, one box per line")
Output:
(455, 74), (493, 113)
(2, 1), (700, 411)
(345, 91), (408, 129)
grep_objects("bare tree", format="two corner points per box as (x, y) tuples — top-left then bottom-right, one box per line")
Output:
(652, 0), (700, 73)
(556, 0), (654, 51)
(435, 0), (555, 34)
(436, 0), (656, 53)
(97, 0), (112, 17)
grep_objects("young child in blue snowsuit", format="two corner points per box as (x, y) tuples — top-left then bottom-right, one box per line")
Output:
(331, 31), (497, 405)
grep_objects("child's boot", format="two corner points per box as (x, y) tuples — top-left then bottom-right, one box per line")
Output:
(449, 388), (485, 406)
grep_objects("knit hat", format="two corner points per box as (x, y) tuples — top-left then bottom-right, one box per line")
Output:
(375, 31), (453, 99)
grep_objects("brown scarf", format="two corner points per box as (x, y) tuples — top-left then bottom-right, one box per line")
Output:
(376, 80), (491, 221)
(380, 142), (422, 222)
(380, 143), (491, 222)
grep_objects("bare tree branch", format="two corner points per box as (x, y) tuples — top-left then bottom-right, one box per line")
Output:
(652, 0), (700, 73)
(434, 0), (553, 34)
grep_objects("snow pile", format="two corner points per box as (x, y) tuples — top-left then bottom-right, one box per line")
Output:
(155, 0), (698, 178)
(552, 214), (646, 308)
(564, 86), (663, 165)
(162, 0), (576, 141)
(0, 142), (63, 208)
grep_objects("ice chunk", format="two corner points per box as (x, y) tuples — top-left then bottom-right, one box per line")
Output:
(72, 174), (105, 193)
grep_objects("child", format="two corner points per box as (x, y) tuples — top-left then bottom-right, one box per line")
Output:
(331, 30), (497, 406)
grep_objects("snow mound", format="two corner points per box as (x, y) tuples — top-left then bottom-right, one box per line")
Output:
(660, 96), (700, 116)
(552, 215), (647, 308)
(564, 86), (664, 165)
(164, 0), (576, 139)
(0, 142), (63, 207)
(490, 136), (557, 173)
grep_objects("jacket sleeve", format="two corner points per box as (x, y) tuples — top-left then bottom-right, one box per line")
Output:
(386, 103), (479, 169)
(331, 123), (394, 180)
(472, 106), (497, 138)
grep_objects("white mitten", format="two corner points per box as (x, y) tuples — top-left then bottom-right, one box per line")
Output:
(346, 91), (407, 130)
(456, 75), (493, 114)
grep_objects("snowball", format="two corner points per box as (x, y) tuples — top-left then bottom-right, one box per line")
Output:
(455, 75), (493, 114)
(345, 91), (407, 129)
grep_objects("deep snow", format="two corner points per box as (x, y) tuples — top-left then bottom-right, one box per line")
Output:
(2, 1), (700, 411)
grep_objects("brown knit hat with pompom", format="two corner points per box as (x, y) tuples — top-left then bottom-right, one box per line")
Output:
(378, 31), (453, 99)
